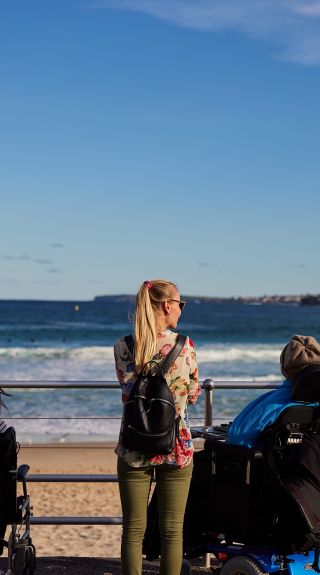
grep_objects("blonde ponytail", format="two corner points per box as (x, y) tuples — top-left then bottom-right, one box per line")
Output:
(134, 279), (177, 372)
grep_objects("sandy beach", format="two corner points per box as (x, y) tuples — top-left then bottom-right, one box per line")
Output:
(14, 443), (122, 558)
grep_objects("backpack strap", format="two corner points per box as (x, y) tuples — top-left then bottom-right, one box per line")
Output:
(123, 334), (187, 374)
(161, 334), (187, 375)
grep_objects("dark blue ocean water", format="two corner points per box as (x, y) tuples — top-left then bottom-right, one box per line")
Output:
(0, 298), (319, 442)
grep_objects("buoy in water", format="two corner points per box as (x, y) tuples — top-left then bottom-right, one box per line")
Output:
(74, 305), (80, 312)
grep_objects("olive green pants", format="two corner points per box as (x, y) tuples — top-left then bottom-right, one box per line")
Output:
(117, 457), (193, 575)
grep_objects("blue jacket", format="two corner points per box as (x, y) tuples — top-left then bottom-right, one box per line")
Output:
(226, 380), (316, 448)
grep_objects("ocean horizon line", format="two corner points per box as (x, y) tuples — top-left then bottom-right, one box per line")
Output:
(0, 292), (319, 305)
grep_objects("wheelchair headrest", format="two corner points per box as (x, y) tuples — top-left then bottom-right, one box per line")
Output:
(292, 364), (320, 402)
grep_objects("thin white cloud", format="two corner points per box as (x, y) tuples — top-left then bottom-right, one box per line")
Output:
(294, 2), (320, 17)
(34, 280), (61, 285)
(93, 0), (320, 64)
(1, 254), (30, 261)
(34, 259), (53, 265)
(2, 277), (20, 285)
(46, 267), (63, 274)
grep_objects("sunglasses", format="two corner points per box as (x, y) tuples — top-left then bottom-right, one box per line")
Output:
(170, 299), (187, 311)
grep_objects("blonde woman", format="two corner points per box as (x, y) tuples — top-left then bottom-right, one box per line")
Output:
(114, 279), (200, 575)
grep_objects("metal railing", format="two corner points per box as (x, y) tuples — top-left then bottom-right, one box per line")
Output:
(3, 378), (281, 526)
(1, 379), (281, 390)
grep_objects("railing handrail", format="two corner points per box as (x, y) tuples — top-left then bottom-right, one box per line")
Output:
(30, 517), (123, 525)
(27, 474), (119, 482)
(0, 379), (282, 389)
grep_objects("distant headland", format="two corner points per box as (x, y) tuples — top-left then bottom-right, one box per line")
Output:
(94, 294), (320, 305)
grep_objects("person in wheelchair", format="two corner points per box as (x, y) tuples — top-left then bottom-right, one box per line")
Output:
(227, 335), (320, 448)
(0, 390), (36, 575)
(182, 335), (320, 564)
(202, 334), (320, 556)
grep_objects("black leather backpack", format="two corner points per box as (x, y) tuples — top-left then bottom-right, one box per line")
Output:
(121, 334), (187, 455)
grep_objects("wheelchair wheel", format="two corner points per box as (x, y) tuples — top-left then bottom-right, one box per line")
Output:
(11, 546), (26, 575)
(26, 545), (36, 575)
(11, 544), (35, 575)
(220, 556), (265, 575)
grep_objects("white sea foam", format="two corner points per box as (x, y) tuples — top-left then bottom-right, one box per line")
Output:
(0, 346), (115, 360)
(0, 343), (282, 381)
(6, 417), (122, 444)
(0, 343), (281, 362)
(196, 344), (281, 363)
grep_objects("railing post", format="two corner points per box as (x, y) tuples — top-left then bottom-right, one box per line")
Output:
(203, 378), (214, 427)
(202, 378), (215, 569)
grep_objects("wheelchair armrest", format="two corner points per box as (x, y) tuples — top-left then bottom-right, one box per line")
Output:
(191, 424), (230, 441)
(253, 450), (263, 459)
(17, 464), (30, 480)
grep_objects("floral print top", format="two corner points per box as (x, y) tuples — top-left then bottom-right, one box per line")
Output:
(114, 329), (200, 468)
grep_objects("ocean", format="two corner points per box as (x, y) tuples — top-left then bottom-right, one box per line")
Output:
(0, 298), (319, 443)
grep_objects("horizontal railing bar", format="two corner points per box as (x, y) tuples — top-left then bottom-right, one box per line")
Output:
(0, 380), (281, 389)
(209, 381), (281, 389)
(30, 517), (123, 525)
(6, 417), (121, 420)
(5, 416), (202, 420)
(27, 474), (118, 482)
(21, 445), (116, 449)
(0, 381), (120, 389)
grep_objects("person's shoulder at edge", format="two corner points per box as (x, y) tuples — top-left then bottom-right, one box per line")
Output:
(114, 334), (129, 348)
(187, 335), (196, 351)
(114, 336), (136, 396)
(185, 335), (200, 404)
(114, 335), (134, 358)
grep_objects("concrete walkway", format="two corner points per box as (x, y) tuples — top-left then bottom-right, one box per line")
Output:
(0, 556), (214, 574)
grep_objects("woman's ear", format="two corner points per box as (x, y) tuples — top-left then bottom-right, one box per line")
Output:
(163, 300), (170, 315)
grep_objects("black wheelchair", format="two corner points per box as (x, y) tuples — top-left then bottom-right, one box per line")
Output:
(0, 427), (36, 575)
(144, 365), (320, 575)
(186, 364), (320, 575)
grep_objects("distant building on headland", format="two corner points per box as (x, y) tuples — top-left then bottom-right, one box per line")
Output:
(94, 294), (320, 305)
(300, 295), (320, 305)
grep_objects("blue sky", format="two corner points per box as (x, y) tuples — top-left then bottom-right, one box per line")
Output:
(1, 0), (320, 300)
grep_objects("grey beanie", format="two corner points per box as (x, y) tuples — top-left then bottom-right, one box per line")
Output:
(280, 334), (320, 380)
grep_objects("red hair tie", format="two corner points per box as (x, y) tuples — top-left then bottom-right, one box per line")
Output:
(144, 281), (153, 289)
